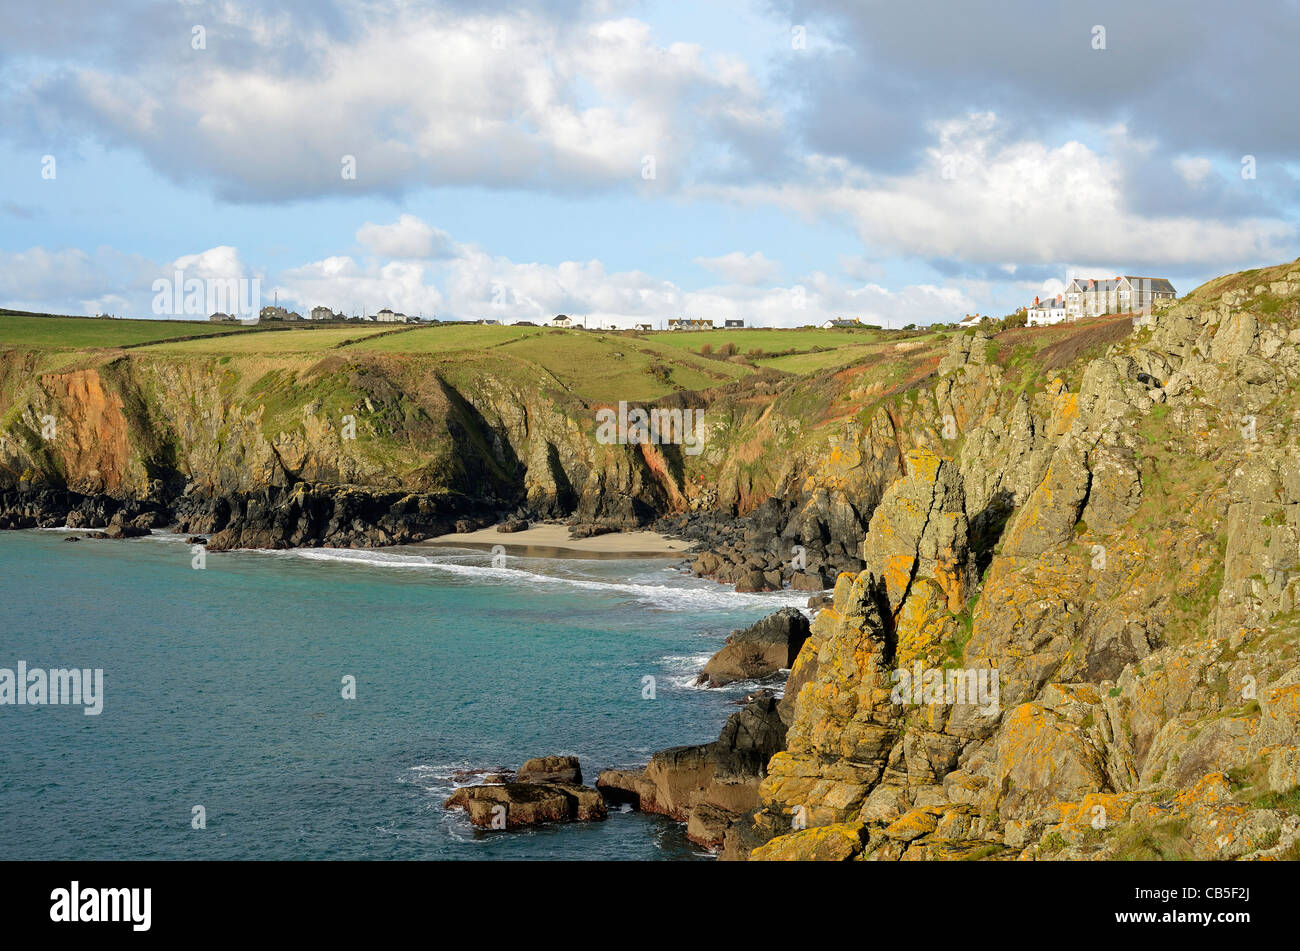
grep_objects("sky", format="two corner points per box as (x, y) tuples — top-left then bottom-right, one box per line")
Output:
(1, 0), (1297, 328)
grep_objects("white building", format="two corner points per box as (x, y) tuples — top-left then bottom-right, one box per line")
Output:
(374, 308), (411, 323)
(1026, 294), (1068, 326)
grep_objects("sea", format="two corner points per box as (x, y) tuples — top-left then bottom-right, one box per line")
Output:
(0, 529), (808, 860)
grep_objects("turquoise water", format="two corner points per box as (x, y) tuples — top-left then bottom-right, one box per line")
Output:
(0, 529), (807, 860)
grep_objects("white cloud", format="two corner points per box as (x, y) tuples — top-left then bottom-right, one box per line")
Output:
(1174, 155), (1213, 185)
(693, 251), (780, 284)
(356, 215), (454, 259)
(273, 216), (972, 328)
(39, 9), (779, 200)
(0, 245), (155, 316)
(275, 256), (443, 319)
(702, 115), (1295, 270)
(172, 245), (248, 280)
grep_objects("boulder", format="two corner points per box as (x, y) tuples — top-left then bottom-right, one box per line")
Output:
(750, 822), (869, 861)
(597, 693), (788, 848)
(695, 608), (811, 687)
(444, 782), (606, 828)
(517, 754), (582, 784)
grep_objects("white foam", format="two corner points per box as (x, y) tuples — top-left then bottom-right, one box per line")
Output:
(279, 546), (811, 613)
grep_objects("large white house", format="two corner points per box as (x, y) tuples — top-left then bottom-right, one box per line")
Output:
(1064, 276), (1176, 319)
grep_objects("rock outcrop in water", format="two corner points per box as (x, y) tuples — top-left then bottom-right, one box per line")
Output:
(598, 691), (787, 849)
(445, 756), (605, 829)
(695, 607), (811, 687)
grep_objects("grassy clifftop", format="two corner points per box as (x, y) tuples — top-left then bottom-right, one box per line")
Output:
(0, 295), (1226, 516)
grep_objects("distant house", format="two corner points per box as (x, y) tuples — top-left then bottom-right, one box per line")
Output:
(551, 314), (575, 328)
(374, 308), (411, 323)
(635, 322), (653, 331)
(1026, 295), (1068, 326)
(821, 318), (862, 329)
(259, 305), (302, 321)
(514, 320), (537, 327)
(667, 317), (713, 331)
(957, 314), (983, 328)
(476, 318), (500, 325)
(207, 312), (235, 322)
(724, 319), (744, 328)
(310, 305), (343, 321)
(1064, 276), (1176, 318)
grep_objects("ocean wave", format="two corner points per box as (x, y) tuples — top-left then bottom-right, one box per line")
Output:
(281, 546), (812, 612)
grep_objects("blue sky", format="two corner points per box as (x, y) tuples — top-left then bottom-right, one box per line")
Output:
(1, 0), (1297, 327)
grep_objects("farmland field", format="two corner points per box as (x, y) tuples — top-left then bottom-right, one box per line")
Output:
(0, 312), (258, 350)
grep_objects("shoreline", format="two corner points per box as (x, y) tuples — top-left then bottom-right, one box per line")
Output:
(420, 523), (695, 559)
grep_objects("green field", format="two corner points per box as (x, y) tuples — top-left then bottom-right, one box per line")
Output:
(0, 312), (256, 350)
(648, 327), (887, 354)
(141, 324), (401, 354)
(351, 323), (544, 353)
(0, 312), (950, 403)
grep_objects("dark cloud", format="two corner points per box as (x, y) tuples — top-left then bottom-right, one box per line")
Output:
(774, 0), (1300, 169)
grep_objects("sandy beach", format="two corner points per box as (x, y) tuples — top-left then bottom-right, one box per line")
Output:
(421, 523), (694, 559)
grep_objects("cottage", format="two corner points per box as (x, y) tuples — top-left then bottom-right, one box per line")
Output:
(1026, 294), (1068, 326)
(374, 308), (411, 323)
(724, 319), (744, 328)
(551, 314), (575, 328)
(635, 322), (653, 331)
(1064, 276), (1176, 318)
(667, 317), (714, 331)
(259, 305), (302, 321)
(821, 318), (862, 329)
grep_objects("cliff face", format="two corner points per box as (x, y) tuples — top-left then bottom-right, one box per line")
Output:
(732, 260), (1300, 860)
(0, 347), (701, 539)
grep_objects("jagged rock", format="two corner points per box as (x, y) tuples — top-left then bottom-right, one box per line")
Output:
(750, 822), (869, 861)
(445, 782), (606, 828)
(597, 694), (787, 848)
(516, 755), (582, 784)
(695, 608), (811, 687)
(861, 448), (971, 615)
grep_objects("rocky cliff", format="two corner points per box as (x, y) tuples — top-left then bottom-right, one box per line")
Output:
(724, 260), (1300, 860)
